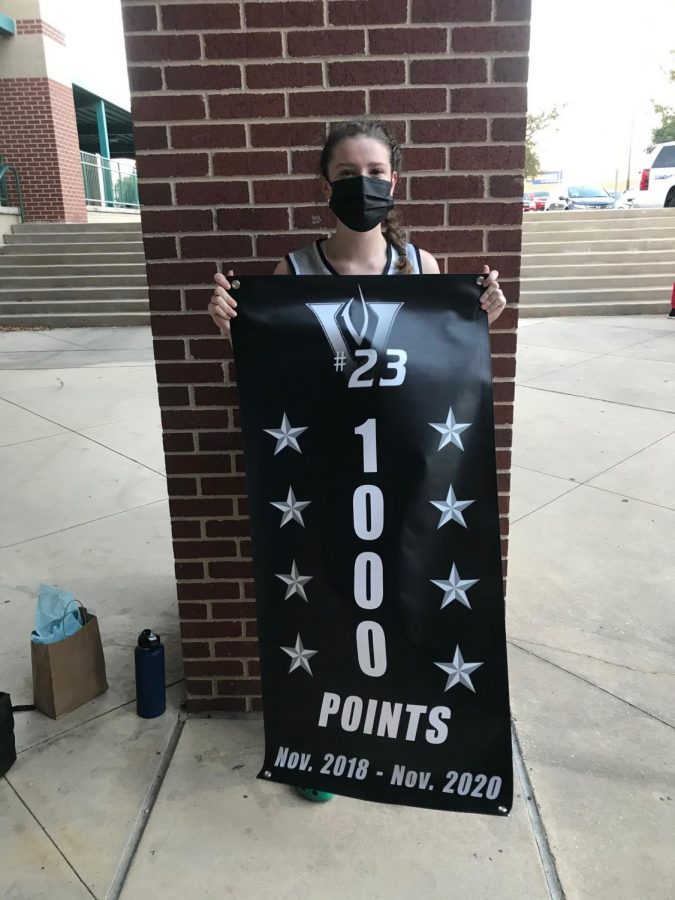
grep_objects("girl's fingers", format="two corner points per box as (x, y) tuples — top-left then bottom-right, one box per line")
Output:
(210, 304), (236, 320)
(209, 296), (237, 319)
(213, 288), (237, 309)
(480, 284), (501, 308)
(211, 270), (237, 337)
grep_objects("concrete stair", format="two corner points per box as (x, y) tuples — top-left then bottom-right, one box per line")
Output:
(0, 222), (150, 327)
(520, 208), (675, 317)
(2, 211), (673, 328)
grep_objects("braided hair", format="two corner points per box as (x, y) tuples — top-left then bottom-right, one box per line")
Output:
(319, 120), (413, 274)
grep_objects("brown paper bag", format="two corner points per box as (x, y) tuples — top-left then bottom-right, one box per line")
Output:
(31, 607), (108, 719)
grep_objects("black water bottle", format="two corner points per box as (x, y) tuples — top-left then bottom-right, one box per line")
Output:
(135, 629), (166, 718)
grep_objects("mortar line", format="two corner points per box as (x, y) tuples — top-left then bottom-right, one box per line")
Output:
(511, 722), (566, 900)
(4, 777), (99, 899)
(106, 713), (186, 900)
(509, 642), (674, 730)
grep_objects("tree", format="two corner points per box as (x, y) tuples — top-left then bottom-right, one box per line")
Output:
(525, 108), (560, 180)
(649, 52), (675, 147)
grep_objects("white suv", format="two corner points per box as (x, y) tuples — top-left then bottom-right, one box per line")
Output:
(634, 141), (675, 208)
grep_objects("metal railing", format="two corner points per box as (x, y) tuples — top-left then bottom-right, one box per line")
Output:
(80, 151), (139, 208)
(0, 154), (25, 221)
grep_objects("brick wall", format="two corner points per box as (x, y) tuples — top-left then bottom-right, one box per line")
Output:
(122, 0), (531, 713)
(15, 19), (67, 44)
(0, 77), (87, 222)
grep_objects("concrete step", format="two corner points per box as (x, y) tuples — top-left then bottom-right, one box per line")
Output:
(0, 252), (146, 265)
(13, 222), (142, 233)
(519, 249), (674, 267)
(519, 299), (670, 317)
(523, 214), (675, 232)
(0, 263), (147, 276)
(0, 311), (151, 327)
(522, 274), (671, 292)
(522, 261), (675, 277)
(520, 286), (669, 305)
(524, 238), (675, 254)
(5, 231), (143, 244)
(0, 286), (148, 300)
(523, 225), (675, 242)
(0, 274), (148, 288)
(527, 208), (673, 223)
(0, 299), (147, 314)
(0, 241), (144, 255)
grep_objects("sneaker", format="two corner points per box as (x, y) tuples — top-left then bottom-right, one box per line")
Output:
(296, 786), (334, 802)
(668, 308), (675, 318)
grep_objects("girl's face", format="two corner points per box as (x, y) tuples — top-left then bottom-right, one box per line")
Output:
(323, 136), (398, 200)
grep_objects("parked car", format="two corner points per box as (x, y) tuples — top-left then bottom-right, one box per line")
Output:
(528, 189), (566, 211)
(633, 140), (675, 208)
(558, 185), (615, 210)
(523, 193), (536, 212)
(614, 189), (636, 209)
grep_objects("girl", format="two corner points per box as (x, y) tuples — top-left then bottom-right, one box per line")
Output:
(208, 119), (507, 333)
(207, 119), (507, 803)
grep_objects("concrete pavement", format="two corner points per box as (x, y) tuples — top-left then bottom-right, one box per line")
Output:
(0, 317), (673, 899)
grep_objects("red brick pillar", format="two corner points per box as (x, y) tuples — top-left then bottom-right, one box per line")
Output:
(122, 0), (530, 713)
(0, 5), (87, 222)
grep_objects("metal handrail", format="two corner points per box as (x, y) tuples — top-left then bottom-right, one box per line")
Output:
(80, 151), (139, 208)
(0, 155), (25, 222)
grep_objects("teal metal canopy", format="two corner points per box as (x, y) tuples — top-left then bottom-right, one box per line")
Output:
(0, 13), (16, 35)
(72, 84), (134, 159)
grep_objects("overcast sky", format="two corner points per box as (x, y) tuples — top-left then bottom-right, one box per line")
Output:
(62, 0), (674, 186)
(528, 0), (674, 185)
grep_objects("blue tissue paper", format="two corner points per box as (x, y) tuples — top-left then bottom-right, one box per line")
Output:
(31, 583), (84, 645)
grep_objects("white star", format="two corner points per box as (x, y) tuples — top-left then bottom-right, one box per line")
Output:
(430, 407), (471, 451)
(431, 563), (479, 609)
(270, 487), (311, 528)
(275, 560), (313, 601)
(435, 646), (484, 693)
(281, 634), (318, 675)
(430, 485), (474, 529)
(264, 413), (307, 455)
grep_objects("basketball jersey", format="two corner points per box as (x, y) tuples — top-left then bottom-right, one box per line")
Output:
(286, 240), (423, 276)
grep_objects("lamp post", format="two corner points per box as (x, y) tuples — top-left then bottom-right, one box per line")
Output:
(625, 110), (634, 191)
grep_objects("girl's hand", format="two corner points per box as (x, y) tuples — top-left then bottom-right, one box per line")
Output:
(479, 264), (507, 326)
(208, 270), (237, 337)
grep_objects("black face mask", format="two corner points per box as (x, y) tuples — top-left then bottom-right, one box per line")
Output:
(329, 175), (395, 232)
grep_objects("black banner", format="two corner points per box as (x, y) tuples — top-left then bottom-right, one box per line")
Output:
(230, 275), (512, 815)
